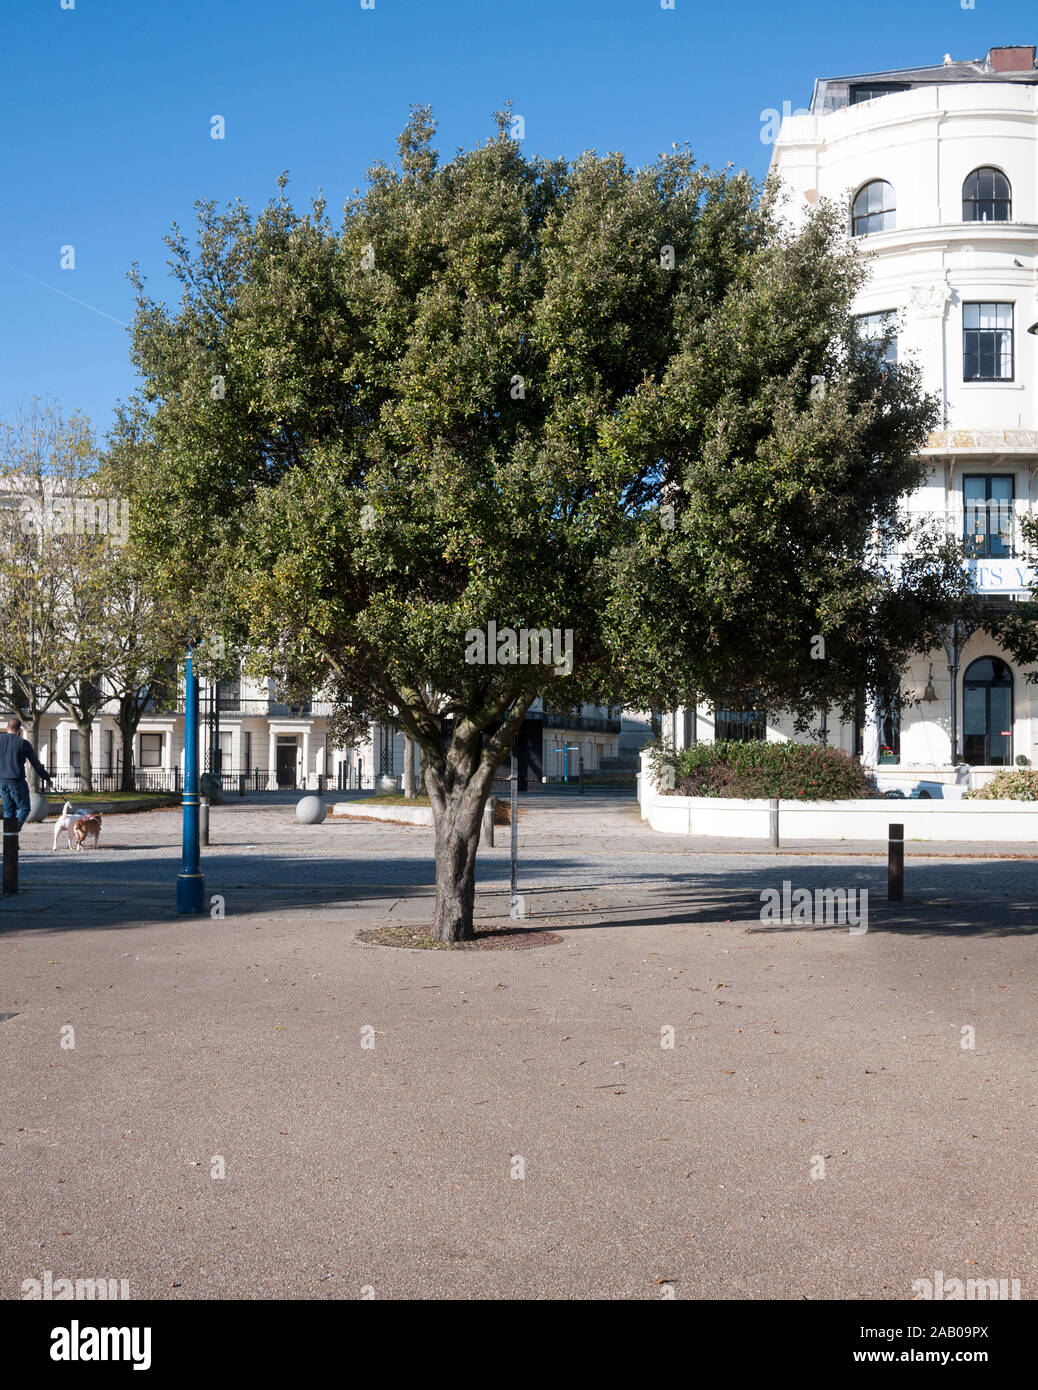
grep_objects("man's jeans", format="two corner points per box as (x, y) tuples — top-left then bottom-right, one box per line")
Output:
(0, 779), (32, 830)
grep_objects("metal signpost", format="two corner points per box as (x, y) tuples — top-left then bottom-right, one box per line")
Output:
(176, 647), (205, 913)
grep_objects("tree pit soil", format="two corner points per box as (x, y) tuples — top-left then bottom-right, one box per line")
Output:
(355, 923), (562, 951)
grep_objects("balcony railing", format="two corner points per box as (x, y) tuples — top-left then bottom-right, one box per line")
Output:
(535, 711), (623, 734)
(881, 508), (1030, 561)
(214, 698), (335, 718)
(140, 697), (338, 719)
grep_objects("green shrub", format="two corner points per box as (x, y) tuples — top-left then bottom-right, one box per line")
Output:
(646, 739), (873, 800)
(964, 769), (1038, 802)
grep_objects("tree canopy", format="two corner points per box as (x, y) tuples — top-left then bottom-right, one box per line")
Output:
(107, 108), (968, 938)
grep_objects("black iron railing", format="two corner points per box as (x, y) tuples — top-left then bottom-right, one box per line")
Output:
(536, 711), (622, 733)
(140, 698), (337, 719)
(45, 767), (385, 796)
(46, 769), (182, 795)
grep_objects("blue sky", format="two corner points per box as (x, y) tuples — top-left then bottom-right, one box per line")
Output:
(1, 0), (1033, 441)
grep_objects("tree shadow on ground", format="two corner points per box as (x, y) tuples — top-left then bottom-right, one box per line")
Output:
(1, 851), (1035, 939)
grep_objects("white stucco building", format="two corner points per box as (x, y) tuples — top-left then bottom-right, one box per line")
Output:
(672, 43), (1038, 788)
(26, 674), (636, 795)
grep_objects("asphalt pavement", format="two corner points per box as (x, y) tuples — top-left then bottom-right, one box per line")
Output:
(1, 793), (1035, 1298)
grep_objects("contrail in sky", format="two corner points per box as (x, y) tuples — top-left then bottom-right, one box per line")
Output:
(0, 259), (128, 328)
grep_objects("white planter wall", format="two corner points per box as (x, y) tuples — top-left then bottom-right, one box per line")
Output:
(639, 751), (1037, 841)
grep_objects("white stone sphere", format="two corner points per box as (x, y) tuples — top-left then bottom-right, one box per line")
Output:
(295, 795), (327, 825)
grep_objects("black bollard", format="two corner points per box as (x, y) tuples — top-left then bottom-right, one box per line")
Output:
(239, 773), (246, 798)
(200, 796), (210, 848)
(2, 816), (18, 896)
(888, 823), (904, 902)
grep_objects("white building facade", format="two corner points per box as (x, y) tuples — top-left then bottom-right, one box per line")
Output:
(31, 675), (639, 795)
(672, 44), (1038, 789)
(36, 675), (356, 794)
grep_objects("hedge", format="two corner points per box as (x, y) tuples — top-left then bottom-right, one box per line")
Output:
(647, 739), (874, 800)
(963, 769), (1038, 802)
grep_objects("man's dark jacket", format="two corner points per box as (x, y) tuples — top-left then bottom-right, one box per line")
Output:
(0, 731), (49, 782)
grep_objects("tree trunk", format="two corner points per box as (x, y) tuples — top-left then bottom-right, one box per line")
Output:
(117, 705), (137, 792)
(421, 697), (533, 943)
(28, 712), (44, 795)
(430, 782), (485, 941)
(74, 717), (95, 793)
(403, 735), (416, 798)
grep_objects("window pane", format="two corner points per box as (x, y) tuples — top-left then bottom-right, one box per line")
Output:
(140, 733), (162, 767)
(963, 169), (1012, 222)
(714, 708), (767, 742)
(963, 305), (1013, 380)
(963, 687), (986, 736)
(990, 476), (1013, 503)
(852, 182), (894, 235)
(962, 475), (985, 503)
(989, 689), (1012, 765)
(857, 310), (898, 366)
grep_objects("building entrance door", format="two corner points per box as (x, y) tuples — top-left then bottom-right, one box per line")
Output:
(276, 740), (298, 788)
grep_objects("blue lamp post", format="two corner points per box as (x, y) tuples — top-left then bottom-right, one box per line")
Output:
(176, 646), (205, 913)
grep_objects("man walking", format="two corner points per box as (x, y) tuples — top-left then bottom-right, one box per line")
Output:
(0, 718), (53, 829)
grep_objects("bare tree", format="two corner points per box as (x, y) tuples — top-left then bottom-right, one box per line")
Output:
(0, 399), (99, 789)
(102, 551), (182, 791)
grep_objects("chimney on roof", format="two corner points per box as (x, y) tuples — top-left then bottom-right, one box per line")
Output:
(987, 45), (1036, 73)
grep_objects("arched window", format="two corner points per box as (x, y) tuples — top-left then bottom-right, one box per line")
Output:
(962, 167), (1011, 222)
(963, 656), (1013, 766)
(851, 180), (895, 236)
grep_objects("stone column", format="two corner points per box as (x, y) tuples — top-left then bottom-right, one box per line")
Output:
(268, 727), (277, 791)
(301, 729), (310, 791)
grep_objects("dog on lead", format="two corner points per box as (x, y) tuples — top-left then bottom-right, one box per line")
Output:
(53, 801), (95, 851)
(72, 812), (103, 851)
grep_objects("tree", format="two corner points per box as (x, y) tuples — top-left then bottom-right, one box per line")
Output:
(55, 532), (127, 793)
(108, 109), (967, 940)
(402, 734), (417, 798)
(98, 549), (182, 791)
(984, 513), (1038, 689)
(0, 399), (100, 788)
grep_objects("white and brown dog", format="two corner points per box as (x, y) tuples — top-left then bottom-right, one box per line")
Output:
(53, 802), (95, 851)
(72, 812), (103, 851)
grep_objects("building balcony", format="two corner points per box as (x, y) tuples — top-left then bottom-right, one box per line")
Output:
(535, 710), (623, 734)
(923, 428), (1038, 457)
(215, 698), (334, 719)
(141, 697), (337, 720)
(881, 508), (1035, 592)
